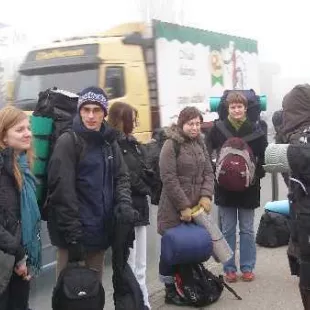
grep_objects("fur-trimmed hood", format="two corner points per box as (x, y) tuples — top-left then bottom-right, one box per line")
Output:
(166, 124), (205, 145)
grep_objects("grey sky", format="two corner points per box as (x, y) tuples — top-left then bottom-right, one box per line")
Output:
(1, 0), (309, 79)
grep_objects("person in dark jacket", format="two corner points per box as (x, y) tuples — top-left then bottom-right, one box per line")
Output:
(0, 106), (41, 310)
(271, 109), (290, 186)
(208, 91), (267, 283)
(47, 87), (135, 281)
(108, 102), (152, 309)
(144, 127), (168, 205)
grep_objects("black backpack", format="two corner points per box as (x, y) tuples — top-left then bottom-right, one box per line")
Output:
(256, 211), (290, 248)
(145, 135), (180, 205)
(31, 88), (81, 218)
(175, 263), (241, 307)
(52, 263), (105, 310)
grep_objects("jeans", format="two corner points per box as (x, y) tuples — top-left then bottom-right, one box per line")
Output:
(159, 240), (177, 285)
(56, 248), (105, 280)
(128, 225), (150, 309)
(219, 206), (256, 273)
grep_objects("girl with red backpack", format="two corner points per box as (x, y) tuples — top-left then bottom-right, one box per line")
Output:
(208, 91), (267, 283)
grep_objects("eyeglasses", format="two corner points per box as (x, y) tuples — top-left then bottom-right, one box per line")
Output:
(185, 121), (201, 128)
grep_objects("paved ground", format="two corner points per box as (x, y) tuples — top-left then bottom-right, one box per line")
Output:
(149, 246), (303, 310)
(29, 173), (304, 309)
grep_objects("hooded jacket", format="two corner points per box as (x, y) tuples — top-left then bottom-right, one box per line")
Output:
(157, 125), (214, 235)
(47, 117), (132, 250)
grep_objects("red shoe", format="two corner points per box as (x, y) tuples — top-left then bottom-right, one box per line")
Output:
(241, 271), (255, 282)
(225, 272), (237, 283)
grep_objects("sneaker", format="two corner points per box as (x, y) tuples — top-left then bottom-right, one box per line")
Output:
(225, 271), (237, 283)
(241, 271), (255, 282)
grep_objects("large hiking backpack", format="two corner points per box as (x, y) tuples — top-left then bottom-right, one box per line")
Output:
(52, 263), (105, 310)
(215, 121), (262, 192)
(31, 88), (79, 214)
(217, 89), (262, 123)
(256, 211), (290, 248)
(174, 263), (241, 307)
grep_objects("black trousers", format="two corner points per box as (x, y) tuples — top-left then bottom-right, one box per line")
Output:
(0, 273), (30, 310)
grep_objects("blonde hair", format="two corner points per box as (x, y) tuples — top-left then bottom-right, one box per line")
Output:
(0, 106), (33, 190)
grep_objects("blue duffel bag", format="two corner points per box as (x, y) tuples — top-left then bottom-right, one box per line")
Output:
(161, 223), (213, 265)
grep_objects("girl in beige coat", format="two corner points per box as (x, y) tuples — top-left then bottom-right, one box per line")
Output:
(157, 107), (214, 306)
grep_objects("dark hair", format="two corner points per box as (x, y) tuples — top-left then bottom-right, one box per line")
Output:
(177, 107), (203, 128)
(108, 102), (138, 135)
(226, 91), (248, 108)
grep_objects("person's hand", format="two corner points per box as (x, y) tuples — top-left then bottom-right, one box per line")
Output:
(115, 204), (139, 224)
(180, 208), (192, 222)
(14, 262), (28, 278)
(199, 197), (212, 213)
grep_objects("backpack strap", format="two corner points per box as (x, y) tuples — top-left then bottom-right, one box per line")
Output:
(200, 264), (242, 300)
(66, 130), (84, 163)
(243, 129), (265, 143)
(216, 121), (233, 139)
(216, 120), (264, 143)
(173, 140), (181, 158)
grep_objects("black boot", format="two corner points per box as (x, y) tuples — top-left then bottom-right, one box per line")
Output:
(165, 284), (189, 306)
(300, 287), (310, 310)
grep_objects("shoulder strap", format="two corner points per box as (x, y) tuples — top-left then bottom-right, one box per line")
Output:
(216, 121), (233, 139)
(173, 140), (181, 158)
(242, 131), (265, 143)
(67, 131), (83, 163)
(200, 264), (242, 300)
(216, 121), (264, 143)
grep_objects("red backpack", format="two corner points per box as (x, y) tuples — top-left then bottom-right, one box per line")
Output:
(215, 121), (263, 192)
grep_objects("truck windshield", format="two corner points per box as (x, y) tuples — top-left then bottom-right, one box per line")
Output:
(14, 67), (98, 110)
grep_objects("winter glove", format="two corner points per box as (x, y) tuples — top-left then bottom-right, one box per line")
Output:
(67, 242), (84, 262)
(199, 197), (212, 213)
(180, 208), (192, 222)
(115, 203), (139, 225)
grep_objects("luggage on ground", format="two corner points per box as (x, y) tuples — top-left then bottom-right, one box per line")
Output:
(256, 211), (290, 248)
(174, 263), (242, 307)
(52, 263), (105, 310)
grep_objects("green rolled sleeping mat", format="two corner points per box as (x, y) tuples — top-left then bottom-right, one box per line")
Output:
(31, 115), (53, 205)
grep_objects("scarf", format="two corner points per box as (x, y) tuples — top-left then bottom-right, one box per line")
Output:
(228, 115), (247, 131)
(18, 153), (41, 275)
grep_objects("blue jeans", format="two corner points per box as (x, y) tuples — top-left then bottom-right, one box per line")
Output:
(219, 206), (256, 273)
(159, 252), (176, 284)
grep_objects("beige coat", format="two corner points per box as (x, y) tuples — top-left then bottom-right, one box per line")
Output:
(157, 126), (214, 235)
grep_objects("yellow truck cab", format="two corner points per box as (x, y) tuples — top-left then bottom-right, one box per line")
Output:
(14, 23), (155, 142)
(14, 21), (260, 142)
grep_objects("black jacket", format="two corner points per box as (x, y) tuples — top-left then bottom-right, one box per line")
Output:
(47, 120), (132, 250)
(117, 134), (151, 226)
(112, 219), (144, 310)
(208, 119), (268, 209)
(0, 149), (25, 262)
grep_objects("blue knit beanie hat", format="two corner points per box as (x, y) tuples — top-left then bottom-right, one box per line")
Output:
(78, 86), (109, 116)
